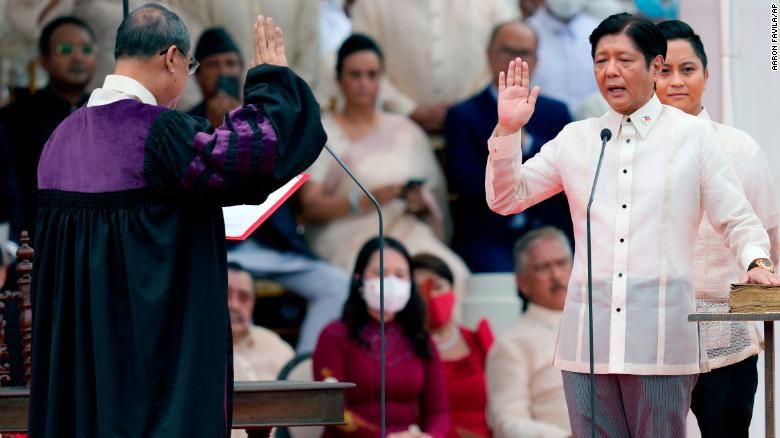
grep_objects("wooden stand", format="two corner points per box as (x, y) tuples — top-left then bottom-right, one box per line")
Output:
(689, 312), (780, 438)
(0, 380), (353, 433)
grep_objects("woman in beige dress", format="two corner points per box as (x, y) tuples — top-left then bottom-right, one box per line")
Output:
(300, 34), (470, 299)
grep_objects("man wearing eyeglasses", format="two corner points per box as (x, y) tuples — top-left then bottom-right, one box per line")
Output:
(28, 3), (327, 437)
(0, 16), (96, 244)
(444, 20), (573, 273)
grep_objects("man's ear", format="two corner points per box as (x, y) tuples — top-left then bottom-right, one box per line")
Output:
(650, 54), (664, 78)
(163, 45), (177, 73)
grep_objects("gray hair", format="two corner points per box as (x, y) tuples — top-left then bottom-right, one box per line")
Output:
(513, 226), (572, 274)
(114, 3), (191, 60)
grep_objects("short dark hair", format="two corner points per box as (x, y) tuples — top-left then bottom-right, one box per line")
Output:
(114, 3), (191, 60)
(657, 20), (708, 69)
(411, 253), (454, 286)
(335, 33), (384, 77)
(39, 16), (96, 56)
(227, 261), (248, 274)
(589, 13), (666, 68)
(227, 261), (256, 295)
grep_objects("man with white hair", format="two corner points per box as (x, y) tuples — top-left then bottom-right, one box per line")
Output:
(486, 226), (573, 438)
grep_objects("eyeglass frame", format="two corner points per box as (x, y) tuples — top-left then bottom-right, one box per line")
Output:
(54, 42), (97, 56)
(158, 45), (199, 75)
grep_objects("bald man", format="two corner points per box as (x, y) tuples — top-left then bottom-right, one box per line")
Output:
(444, 20), (572, 273)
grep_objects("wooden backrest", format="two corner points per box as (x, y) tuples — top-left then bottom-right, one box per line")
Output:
(0, 231), (33, 387)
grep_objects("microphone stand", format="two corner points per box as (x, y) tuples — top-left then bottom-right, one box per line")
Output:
(323, 144), (386, 437)
(586, 129), (611, 438)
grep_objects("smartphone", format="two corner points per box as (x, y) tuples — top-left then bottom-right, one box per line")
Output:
(216, 75), (241, 100)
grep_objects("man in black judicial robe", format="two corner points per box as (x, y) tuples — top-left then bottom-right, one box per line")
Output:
(29, 5), (325, 437)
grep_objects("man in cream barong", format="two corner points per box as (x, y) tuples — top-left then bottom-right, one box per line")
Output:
(485, 12), (780, 437)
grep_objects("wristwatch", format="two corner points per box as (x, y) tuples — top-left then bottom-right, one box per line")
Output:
(748, 258), (775, 273)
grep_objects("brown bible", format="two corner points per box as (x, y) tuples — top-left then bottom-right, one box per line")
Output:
(729, 284), (780, 313)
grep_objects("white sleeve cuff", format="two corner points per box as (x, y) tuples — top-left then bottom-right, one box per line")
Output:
(488, 130), (522, 161)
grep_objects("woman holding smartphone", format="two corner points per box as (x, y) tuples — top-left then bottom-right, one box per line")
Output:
(300, 34), (470, 298)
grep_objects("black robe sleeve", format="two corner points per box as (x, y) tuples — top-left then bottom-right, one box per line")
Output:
(144, 64), (326, 205)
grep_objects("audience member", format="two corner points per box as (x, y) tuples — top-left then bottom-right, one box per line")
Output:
(656, 20), (780, 438)
(300, 34), (471, 298)
(412, 253), (494, 438)
(445, 21), (572, 273)
(0, 15), (95, 242)
(228, 262), (295, 381)
(187, 27), (350, 353)
(313, 237), (450, 438)
(7, 0), (319, 108)
(188, 27), (243, 127)
(486, 227), (572, 438)
(527, 0), (600, 113)
(350, 0), (520, 134)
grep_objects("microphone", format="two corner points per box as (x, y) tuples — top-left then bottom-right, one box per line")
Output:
(586, 128), (611, 438)
(322, 144), (387, 437)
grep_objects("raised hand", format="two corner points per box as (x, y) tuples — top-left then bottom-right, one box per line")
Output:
(496, 58), (540, 136)
(250, 15), (288, 68)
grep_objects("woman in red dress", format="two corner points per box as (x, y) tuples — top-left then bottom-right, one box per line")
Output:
(313, 237), (451, 438)
(412, 254), (494, 438)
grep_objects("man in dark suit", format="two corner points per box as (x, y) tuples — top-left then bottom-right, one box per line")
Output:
(445, 20), (573, 273)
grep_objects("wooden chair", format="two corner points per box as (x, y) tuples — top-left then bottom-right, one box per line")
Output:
(0, 231), (32, 387)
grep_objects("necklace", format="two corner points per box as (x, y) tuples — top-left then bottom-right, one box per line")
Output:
(435, 326), (460, 351)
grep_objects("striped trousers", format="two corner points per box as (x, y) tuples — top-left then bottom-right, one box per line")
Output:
(562, 372), (698, 437)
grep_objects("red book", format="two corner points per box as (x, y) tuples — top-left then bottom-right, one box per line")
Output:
(223, 173), (310, 240)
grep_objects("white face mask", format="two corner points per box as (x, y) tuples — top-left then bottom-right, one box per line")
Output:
(362, 276), (412, 314)
(546, 0), (585, 21)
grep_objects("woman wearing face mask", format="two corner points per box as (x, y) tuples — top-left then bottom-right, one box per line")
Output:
(312, 237), (451, 438)
(411, 253), (494, 438)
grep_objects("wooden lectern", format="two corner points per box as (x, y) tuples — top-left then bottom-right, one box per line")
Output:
(689, 311), (780, 438)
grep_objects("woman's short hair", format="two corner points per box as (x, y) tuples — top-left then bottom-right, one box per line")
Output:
(657, 20), (708, 69)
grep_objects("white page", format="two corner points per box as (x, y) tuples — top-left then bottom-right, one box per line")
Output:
(223, 174), (307, 240)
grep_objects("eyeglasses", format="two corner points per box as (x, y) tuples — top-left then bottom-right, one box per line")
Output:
(55, 43), (95, 56)
(158, 46), (200, 75)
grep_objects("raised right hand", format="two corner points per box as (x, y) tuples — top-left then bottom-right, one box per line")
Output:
(250, 15), (288, 68)
(497, 57), (540, 136)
